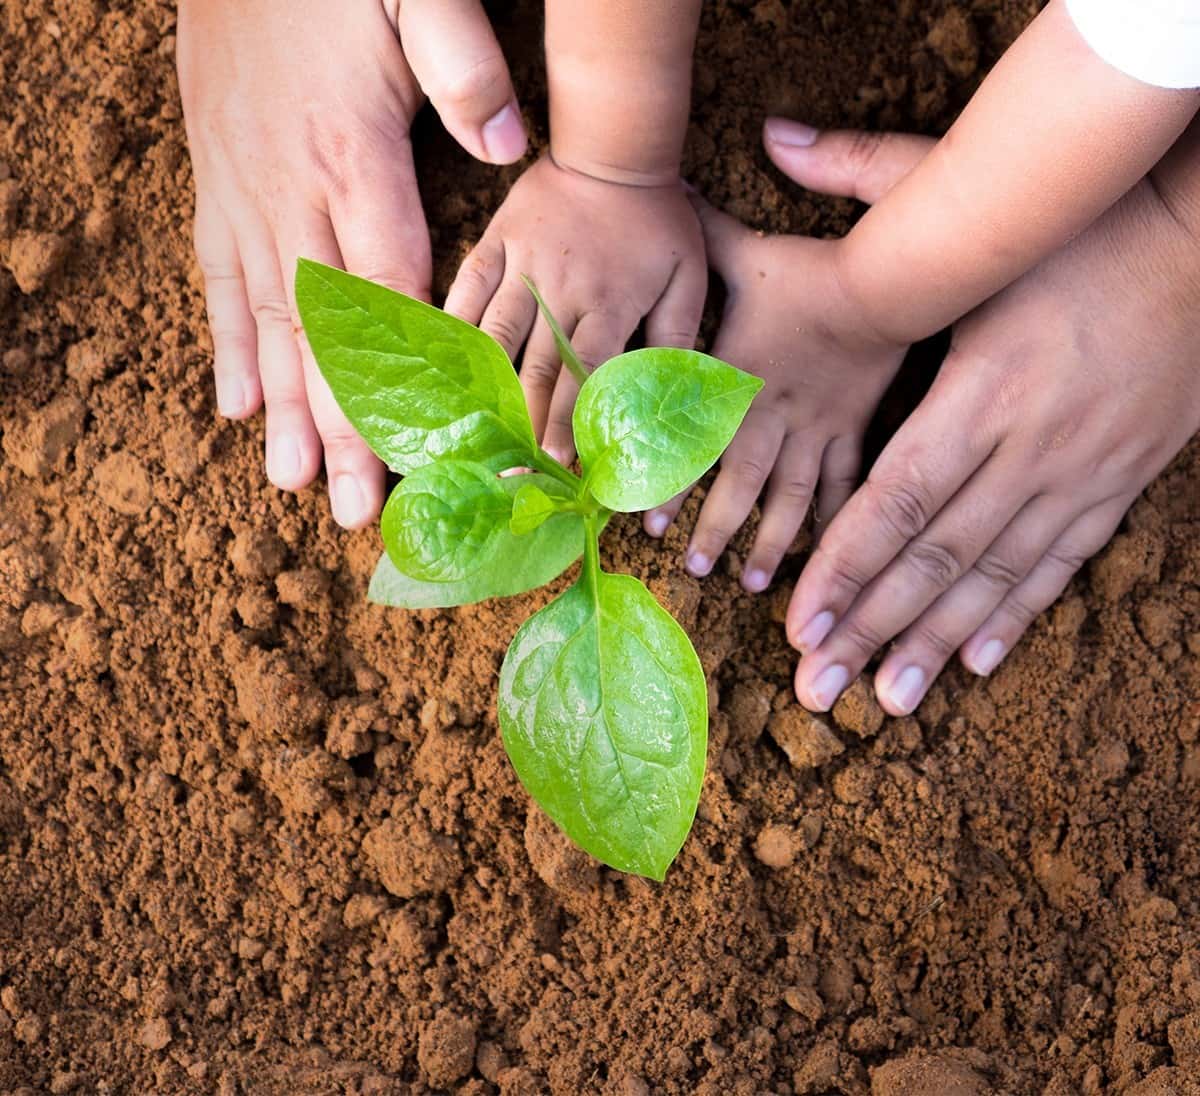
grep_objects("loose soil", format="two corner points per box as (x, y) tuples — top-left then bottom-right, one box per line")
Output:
(3, 1), (1200, 1093)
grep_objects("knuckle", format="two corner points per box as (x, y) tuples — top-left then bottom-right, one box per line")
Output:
(843, 131), (886, 178)
(909, 622), (957, 659)
(434, 54), (510, 116)
(903, 539), (963, 589)
(839, 615), (887, 658)
(248, 294), (294, 330)
(353, 265), (429, 299)
(1044, 541), (1091, 574)
(728, 455), (771, 487)
(304, 118), (356, 202)
(520, 356), (561, 390)
(774, 475), (815, 504)
(871, 476), (934, 542)
(997, 591), (1039, 628)
(484, 314), (527, 353)
(973, 550), (1025, 589)
(817, 546), (873, 598)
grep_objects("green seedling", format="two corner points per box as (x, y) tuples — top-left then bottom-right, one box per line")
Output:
(295, 260), (762, 880)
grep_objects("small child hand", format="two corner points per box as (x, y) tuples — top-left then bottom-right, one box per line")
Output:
(644, 198), (907, 592)
(445, 155), (706, 462)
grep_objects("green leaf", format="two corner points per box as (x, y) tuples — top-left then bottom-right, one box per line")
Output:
(380, 461), (512, 582)
(367, 474), (589, 608)
(295, 259), (536, 473)
(498, 570), (707, 881)
(509, 481), (557, 536)
(520, 276), (588, 387)
(573, 348), (763, 512)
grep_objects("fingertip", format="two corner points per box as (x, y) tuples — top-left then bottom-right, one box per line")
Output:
(265, 432), (319, 492)
(329, 471), (380, 530)
(763, 117), (820, 149)
(644, 510), (672, 538)
(685, 549), (713, 578)
(741, 566), (772, 593)
(481, 102), (528, 165)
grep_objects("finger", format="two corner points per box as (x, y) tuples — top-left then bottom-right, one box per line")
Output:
(479, 275), (537, 364)
(786, 366), (996, 654)
(194, 192), (263, 420)
(398, 0), (527, 164)
(688, 194), (751, 282)
(644, 489), (691, 538)
(815, 434), (862, 534)
(543, 309), (638, 464)
(872, 493), (1079, 715)
(235, 211), (322, 492)
(279, 215), (385, 529)
(521, 312), (577, 446)
(644, 255), (706, 350)
(763, 122), (936, 205)
(742, 433), (821, 592)
(959, 496), (1131, 677)
(444, 234), (505, 326)
(686, 410), (787, 578)
(326, 133), (432, 301)
(793, 452), (1033, 712)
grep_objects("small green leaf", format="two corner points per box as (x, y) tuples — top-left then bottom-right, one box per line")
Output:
(380, 461), (512, 582)
(498, 570), (707, 881)
(509, 481), (557, 536)
(520, 276), (588, 386)
(295, 259), (536, 474)
(367, 474), (591, 608)
(573, 348), (763, 512)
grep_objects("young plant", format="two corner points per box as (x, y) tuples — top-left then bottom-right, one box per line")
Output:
(295, 260), (762, 880)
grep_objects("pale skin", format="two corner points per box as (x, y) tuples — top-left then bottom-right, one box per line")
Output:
(178, 0), (529, 529)
(784, 118), (1200, 716)
(445, 0), (706, 463)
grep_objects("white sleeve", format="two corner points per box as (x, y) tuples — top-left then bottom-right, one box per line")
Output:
(1065, 0), (1200, 89)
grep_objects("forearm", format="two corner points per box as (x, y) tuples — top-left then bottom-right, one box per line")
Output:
(838, 0), (1199, 345)
(546, 0), (701, 186)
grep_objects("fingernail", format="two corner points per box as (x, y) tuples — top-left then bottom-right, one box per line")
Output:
(794, 610), (835, 652)
(482, 103), (527, 163)
(331, 473), (368, 528)
(646, 512), (670, 538)
(268, 436), (302, 486)
(969, 638), (1006, 676)
(544, 447), (571, 467)
(809, 664), (849, 711)
(887, 665), (927, 715)
(215, 374), (245, 417)
(686, 551), (712, 577)
(764, 118), (819, 148)
(743, 567), (770, 593)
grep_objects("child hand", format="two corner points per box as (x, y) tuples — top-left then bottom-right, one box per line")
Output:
(444, 155), (706, 462)
(643, 198), (907, 593)
(178, 0), (526, 528)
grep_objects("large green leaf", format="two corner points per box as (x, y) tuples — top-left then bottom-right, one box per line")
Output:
(380, 460), (513, 582)
(367, 474), (588, 608)
(573, 348), (762, 512)
(295, 259), (536, 473)
(498, 570), (707, 880)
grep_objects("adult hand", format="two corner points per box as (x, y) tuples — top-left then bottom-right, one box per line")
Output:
(769, 119), (1200, 715)
(177, 0), (527, 527)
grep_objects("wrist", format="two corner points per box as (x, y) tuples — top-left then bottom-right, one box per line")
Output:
(547, 51), (692, 188)
(830, 235), (922, 350)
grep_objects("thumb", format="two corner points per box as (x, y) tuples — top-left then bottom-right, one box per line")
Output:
(399, 0), (528, 165)
(763, 119), (935, 205)
(686, 190), (751, 279)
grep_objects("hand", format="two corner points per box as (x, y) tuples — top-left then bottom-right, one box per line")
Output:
(444, 155), (706, 462)
(178, 0), (527, 527)
(641, 188), (908, 592)
(781, 125), (1200, 716)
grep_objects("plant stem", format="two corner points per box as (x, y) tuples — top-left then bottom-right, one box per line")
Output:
(582, 513), (601, 590)
(521, 275), (590, 387)
(530, 448), (581, 491)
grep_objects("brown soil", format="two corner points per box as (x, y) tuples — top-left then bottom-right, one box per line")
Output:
(3, 1), (1199, 1093)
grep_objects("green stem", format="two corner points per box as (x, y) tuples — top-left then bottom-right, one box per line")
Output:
(521, 275), (590, 388)
(582, 513), (602, 590)
(529, 447), (580, 491)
